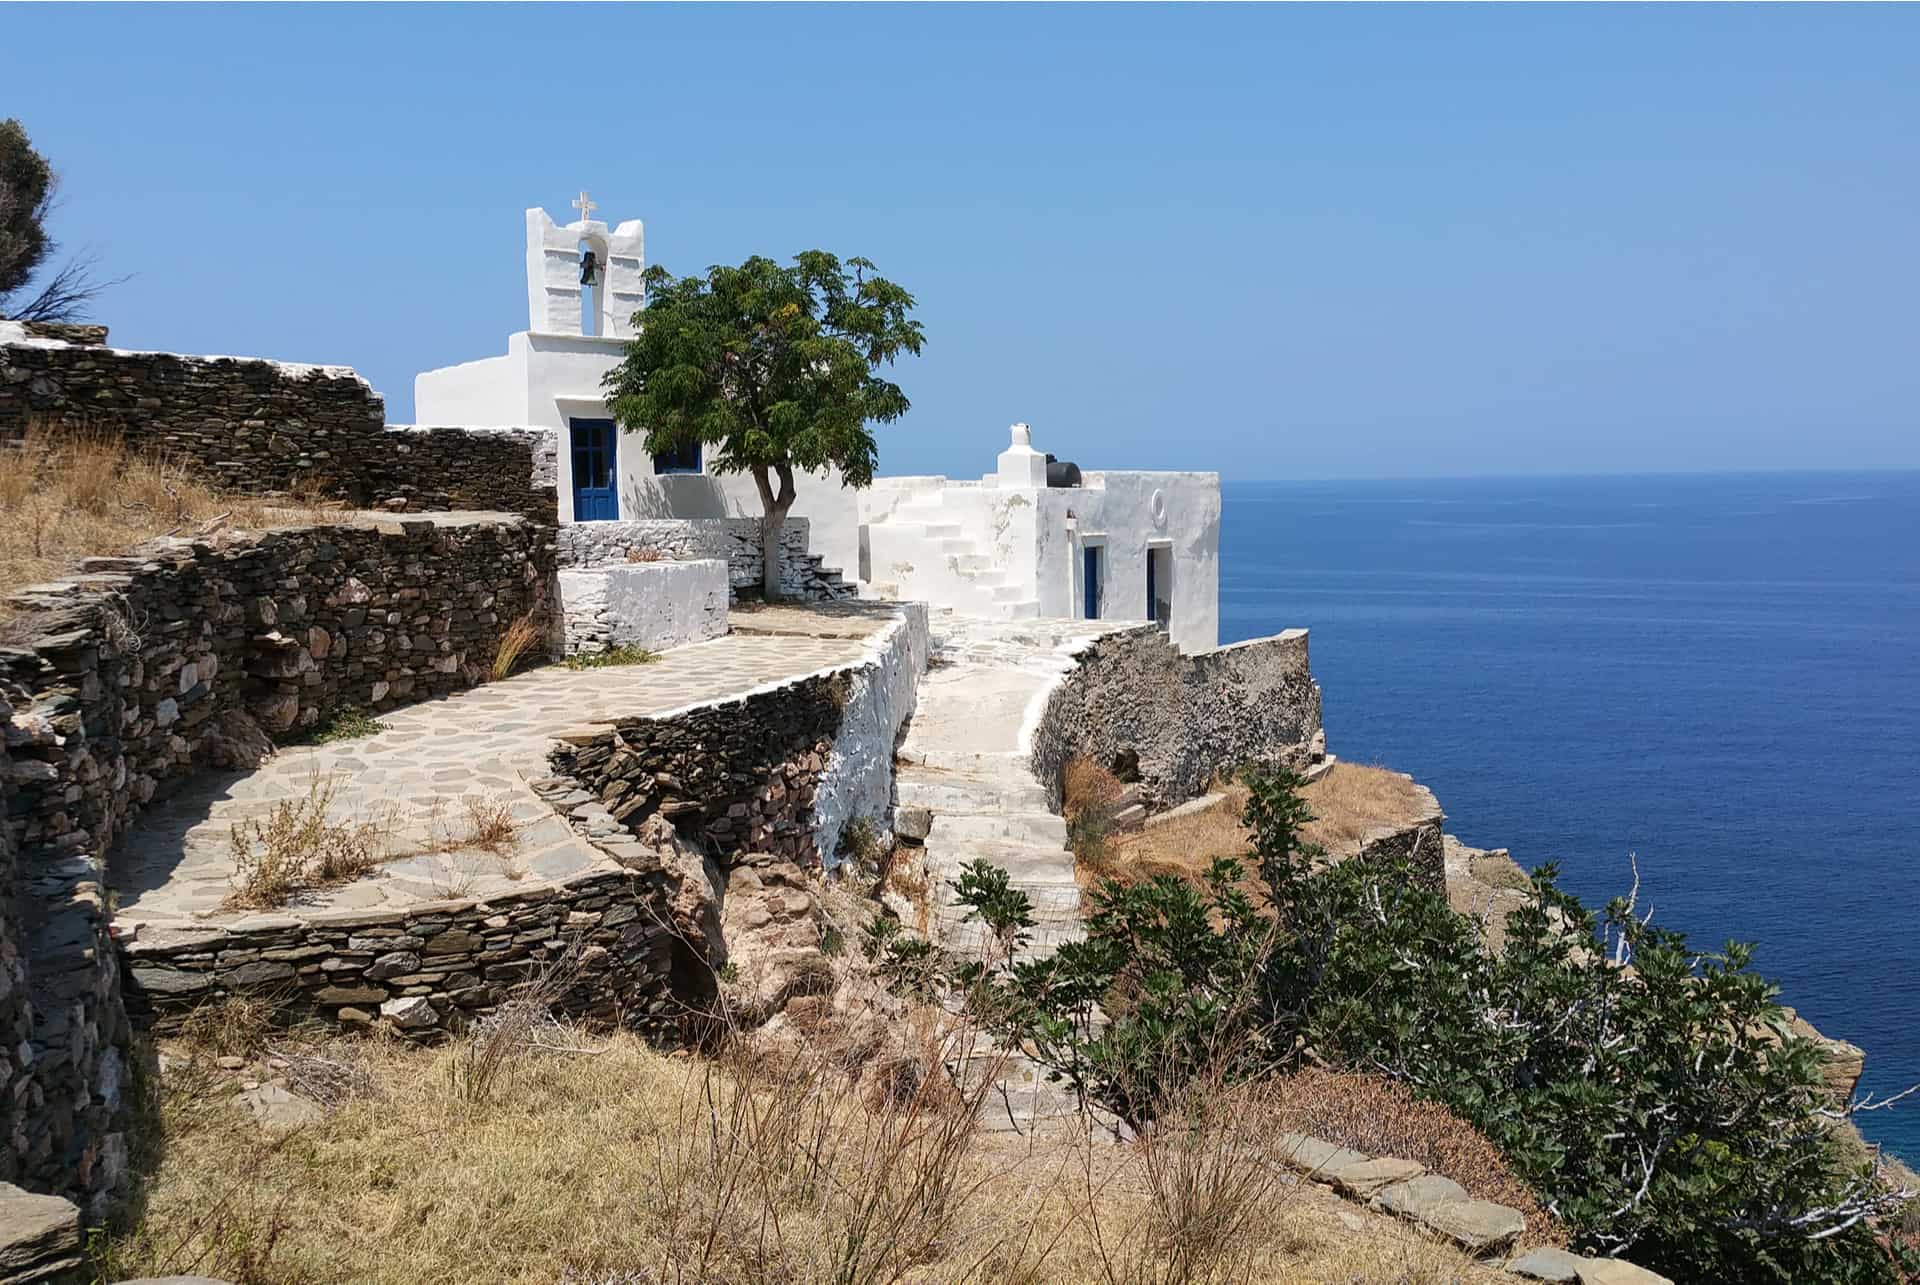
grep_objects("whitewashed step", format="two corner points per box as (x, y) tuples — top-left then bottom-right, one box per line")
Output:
(926, 812), (1068, 846)
(921, 839), (1078, 884)
(896, 777), (1052, 814)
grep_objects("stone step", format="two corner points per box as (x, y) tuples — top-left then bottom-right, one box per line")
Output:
(896, 747), (1024, 772)
(921, 522), (964, 539)
(922, 839), (1078, 885)
(895, 776), (1053, 814)
(926, 811), (1068, 846)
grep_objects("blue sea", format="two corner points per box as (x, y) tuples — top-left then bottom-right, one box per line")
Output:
(1220, 471), (1920, 1162)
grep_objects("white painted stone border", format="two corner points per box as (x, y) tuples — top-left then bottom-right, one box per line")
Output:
(810, 603), (930, 869)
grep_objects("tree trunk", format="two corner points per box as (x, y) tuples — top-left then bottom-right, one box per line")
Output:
(754, 463), (798, 602)
(761, 502), (793, 601)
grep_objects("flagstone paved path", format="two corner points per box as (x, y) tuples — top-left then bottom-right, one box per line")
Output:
(111, 625), (875, 939)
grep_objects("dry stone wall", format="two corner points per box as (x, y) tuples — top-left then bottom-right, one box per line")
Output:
(0, 324), (556, 521)
(1, 515), (553, 862)
(554, 518), (854, 602)
(1030, 626), (1324, 811)
(0, 515), (550, 1207)
(121, 866), (701, 1045)
(0, 681), (132, 1217)
(549, 676), (845, 867)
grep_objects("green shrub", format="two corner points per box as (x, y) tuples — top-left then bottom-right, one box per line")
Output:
(563, 645), (658, 670)
(939, 768), (1909, 1285)
(303, 706), (388, 744)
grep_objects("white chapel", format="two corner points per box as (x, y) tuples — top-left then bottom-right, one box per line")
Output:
(412, 197), (1225, 651)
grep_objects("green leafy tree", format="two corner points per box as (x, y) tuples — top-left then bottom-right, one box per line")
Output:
(604, 251), (924, 600)
(932, 766), (1912, 1284)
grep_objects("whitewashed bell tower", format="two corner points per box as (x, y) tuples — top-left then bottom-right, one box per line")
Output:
(525, 192), (645, 338)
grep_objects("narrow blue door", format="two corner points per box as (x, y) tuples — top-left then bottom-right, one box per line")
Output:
(1145, 547), (1156, 620)
(569, 418), (619, 521)
(1083, 545), (1101, 618)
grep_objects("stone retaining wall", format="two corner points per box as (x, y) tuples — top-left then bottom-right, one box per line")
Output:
(1030, 626), (1324, 811)
(554, 518), (854, 601)
(557, 561), (729, 656)
(2, 515), (553, 860)
(121, 866), (702, 1044)
(1345, 780), (1446, 895)
(0, 684), (129, 1217)
(0, 514), (550, 1207)
(810, 606), (928, 868)
(549, 678), (844, 867)
(0, 324), (556, 521)
(547, 608), (926, 871)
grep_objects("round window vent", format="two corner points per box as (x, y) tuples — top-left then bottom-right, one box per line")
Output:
(1151, 488), (1168, 529)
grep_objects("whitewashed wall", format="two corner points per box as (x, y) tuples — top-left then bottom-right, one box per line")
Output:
(811, 603), (931, 869)
(557, 560), (729, 656)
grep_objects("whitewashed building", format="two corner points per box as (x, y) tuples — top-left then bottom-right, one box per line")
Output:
(413, 198), (1222, 651)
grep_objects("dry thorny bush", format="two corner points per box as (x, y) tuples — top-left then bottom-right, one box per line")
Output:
(1263, 1067), (1565, 1249)
(225, 770), (524, 909)
(224, 771), (386, 910)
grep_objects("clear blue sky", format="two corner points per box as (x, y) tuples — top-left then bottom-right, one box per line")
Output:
(5, 4), (1915, 479)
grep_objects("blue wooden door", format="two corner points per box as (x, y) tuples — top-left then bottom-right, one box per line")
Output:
(569, 418), (619, 521)
(1083, 545), (1101, 619)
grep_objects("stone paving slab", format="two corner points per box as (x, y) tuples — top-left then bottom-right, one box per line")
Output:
(111, 631), (866, 936)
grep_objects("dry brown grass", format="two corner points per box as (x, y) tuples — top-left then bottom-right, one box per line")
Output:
(0, 425), (344, 625)
(177, 994), (279, 1061)
(1264, 1068), (1565, 1251)
(491, 612), (543, 680)
(100, 1028), (1516, 1285)
(1095, 763), (1438, 890)
(1063, 756), (1126, 876)
(1297, 763), (1434, 856)
(1103, 787), (1254, 886)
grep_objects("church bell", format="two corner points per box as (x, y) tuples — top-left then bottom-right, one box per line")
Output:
(579, 250), (599, 286)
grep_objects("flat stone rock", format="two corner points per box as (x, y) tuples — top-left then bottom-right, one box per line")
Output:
(236, 1084), (323, 1130)
(1329, 1156), (1426, 1199)
(1418, 1197), (1527, 1253)
(894, 806), (932, 841)
(380, 995), (439, 1029)
(1508, 1247), (1586, 1282)
(0, 1182), (82, 1283)
(1273, 1132), (1371, 1177)
(1372, 1172), (1469, 1218)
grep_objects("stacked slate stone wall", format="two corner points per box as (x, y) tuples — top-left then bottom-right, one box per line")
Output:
(549, 674), (847, 866)
(0, 678), (132, 1216)
(0, 513), (550, 1206)
(121, 866), (700, 1044)
(1346, 779), (1446, 895)
(1030, 626), (1324, 812)
(0, 324), (557, 521)
(1, 515), (553, 864)
(554, 518), (854, 602)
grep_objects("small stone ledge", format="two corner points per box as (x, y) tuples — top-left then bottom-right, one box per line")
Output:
(0, 1181), (82, 1284)
(1269, 1130), (1672, 1281)
(119, 863), (701, 1045)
